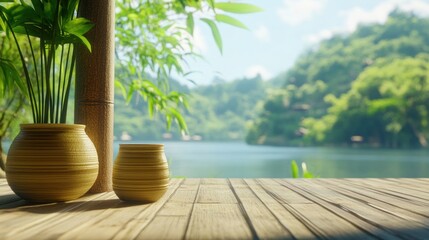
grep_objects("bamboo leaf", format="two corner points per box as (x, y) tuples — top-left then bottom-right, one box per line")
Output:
(215, 14), (248, 29)
(186, 13), (194, 35)
(114, 80), (127, 99)
(215, 2), (263, 14)
(201, 18), (222, 54)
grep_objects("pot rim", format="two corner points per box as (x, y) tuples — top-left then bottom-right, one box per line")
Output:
(20, 124), (85, 129)
(119, 144), (164, 148)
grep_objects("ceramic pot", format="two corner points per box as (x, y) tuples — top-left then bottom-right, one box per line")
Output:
(113, 144), (169, 202)
(6, 124), (98, 202)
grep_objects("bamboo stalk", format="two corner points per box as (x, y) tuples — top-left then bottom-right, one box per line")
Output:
(75, 0), (115, 193)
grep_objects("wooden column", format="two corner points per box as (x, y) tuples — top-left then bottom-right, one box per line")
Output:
(75, 0), (114, 192)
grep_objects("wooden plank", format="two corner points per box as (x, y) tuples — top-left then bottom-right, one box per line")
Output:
(244, 179), (317, 239)
(229, 179), (293, 239)
(0, 192), (109, 239)
(344, 179), (429, 205)
(372, 179), (429, 199)
(385, 178), (429, 193)
(1, 178), (429, 239)
(184, 178), (254, 239)
(319, 179), (429, 217)
(197, 181), (237, 204)
(280, 179), (429, 239)
(318, 179), (429, 223)
(201, 178), (228, 185)
(136, 179), (201, 239)
(264, 179), (380, 239)
(256, 179), (313, 204)
(185, 203), (253, 240)
(57, 179), (183, 240)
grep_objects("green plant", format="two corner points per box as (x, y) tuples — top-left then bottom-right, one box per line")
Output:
(0, 0), (93, 123)
(115, 0), (262, 134)
(290, 160), (315, 178)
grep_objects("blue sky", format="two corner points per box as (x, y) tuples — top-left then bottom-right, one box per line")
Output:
(180, 0), (429, 86)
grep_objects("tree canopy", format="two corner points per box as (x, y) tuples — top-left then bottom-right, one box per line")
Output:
(247, 10), (429, 148)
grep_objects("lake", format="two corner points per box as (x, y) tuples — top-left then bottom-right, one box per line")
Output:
(4, 141), (429, 178)
(114, 141), (429, 178)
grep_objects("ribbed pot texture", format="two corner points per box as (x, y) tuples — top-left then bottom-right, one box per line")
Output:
(6, 124), (99, 203)
(113, 144), (169, 202)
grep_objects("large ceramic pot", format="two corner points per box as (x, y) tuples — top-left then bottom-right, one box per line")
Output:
(113, 144), (169, 202)
(6, 124), (98, 202)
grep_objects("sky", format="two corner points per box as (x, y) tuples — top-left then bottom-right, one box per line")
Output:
(179, 0), (429, 86)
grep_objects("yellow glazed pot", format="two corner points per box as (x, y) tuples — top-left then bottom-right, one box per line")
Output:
(113, 144), (169, 202)
(6, 124), (98, 203)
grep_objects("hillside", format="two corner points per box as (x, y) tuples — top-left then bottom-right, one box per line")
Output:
(246, 11), (429, 148)
(114, 75), (268, 141)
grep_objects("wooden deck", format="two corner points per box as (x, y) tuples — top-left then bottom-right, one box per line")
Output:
(1, 178), (429, 239)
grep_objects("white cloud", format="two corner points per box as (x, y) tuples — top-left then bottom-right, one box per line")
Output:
(245, 65), (272, 80)
(305, 29), (335, 44)
(253, 25), (270, 42)
(277, 0), (326, 26)
(341, 0), (429, 32)
(192, 26), (208, 53)
(304, 0), (429, 44)
(399, 0), (429, 15)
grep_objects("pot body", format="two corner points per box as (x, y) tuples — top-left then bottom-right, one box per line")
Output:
(113, 144), (169, 202)
(6, 124), (99, 202)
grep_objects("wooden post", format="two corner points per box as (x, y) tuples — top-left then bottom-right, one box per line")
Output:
(75, 0), (114, 192)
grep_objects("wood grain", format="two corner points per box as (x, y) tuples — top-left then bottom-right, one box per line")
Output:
(1, 178), (429, 239)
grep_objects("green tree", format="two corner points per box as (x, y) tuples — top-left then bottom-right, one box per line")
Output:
(248, 10), (429, 147)
(308, 55), (429, 148)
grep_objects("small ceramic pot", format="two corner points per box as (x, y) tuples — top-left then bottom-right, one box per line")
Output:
(113, 144), (169, 202)
(6, 124), (99, 202)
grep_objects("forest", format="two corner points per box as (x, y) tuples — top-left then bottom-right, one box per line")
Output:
(114, 75), (275, 141)
(246, 10), (429, 148)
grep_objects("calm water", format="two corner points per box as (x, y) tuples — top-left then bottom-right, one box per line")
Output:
(114, 141), (429, 178)
(4, 141), (429, 178)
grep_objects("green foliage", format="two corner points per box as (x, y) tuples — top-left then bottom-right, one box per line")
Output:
(317, 55), (429, 148)
(290, 160), (299, 178)
(248, 11), (429, 148)
(290, 160), (314, 178)
(0, 0), (93, 123)
(0, 31), (31, 167)
(115, 0), (261, 134)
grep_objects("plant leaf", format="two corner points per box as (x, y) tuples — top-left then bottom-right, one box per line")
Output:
(114, 80), (127, 99)
(201, 18), (222, 54)
(64, 18), (94, 36)
(186, 13), (194, 35)
(302, 162), (314, 178)
(290, 160), (300, 178)
(215, 14), (248, 29)
(215, 2), (263, 14)
(0, 58), (25, 96)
